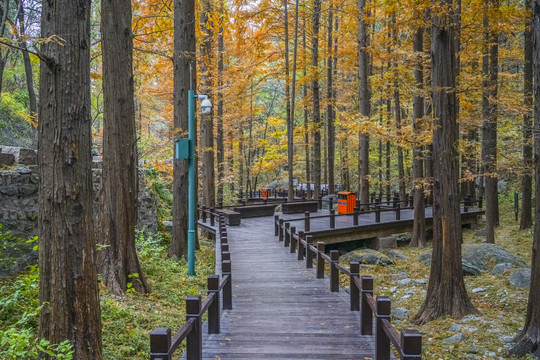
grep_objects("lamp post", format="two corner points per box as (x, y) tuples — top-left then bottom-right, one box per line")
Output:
(176, 90), (211, 276)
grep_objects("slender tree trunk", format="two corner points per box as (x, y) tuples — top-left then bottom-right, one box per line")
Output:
(99, 0), (149, 295)
(411, 24), (426, 248)
(386, 97), (392, 199)
(327, 4), (335, 194)
(358, 0), (370, 206)
(413, 0), (478, 323)
(509, 3), (540, 355)
(312, 0), (321, 200)
(290, 0), (300, 199)
(0, 0), (10, 95)
(482, 0), (499, 244)
(216, 0), (225, 207)
(303, 10), (310, 198)
(284, 0), (294, 201)
(200, 0), (215, 209)
(171, 0), (196, 258)
(15, 0), (37, 119)
(38, 0), (103, 356)
(521, 0), (533, 230)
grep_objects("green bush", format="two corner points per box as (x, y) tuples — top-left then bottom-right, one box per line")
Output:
(0, 92), (35, 148)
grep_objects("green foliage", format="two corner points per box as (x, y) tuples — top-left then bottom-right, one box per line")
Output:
(0, 224), (36, 268)
(145, 168), (173, 243)
(0, 329), (74, 360)
(0, 92), (35, 148)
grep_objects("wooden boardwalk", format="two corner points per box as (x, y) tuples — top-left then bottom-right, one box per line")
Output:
(193, 216), (378, 360)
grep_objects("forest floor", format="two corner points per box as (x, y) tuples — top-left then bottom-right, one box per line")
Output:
(338, 197), (535, 360)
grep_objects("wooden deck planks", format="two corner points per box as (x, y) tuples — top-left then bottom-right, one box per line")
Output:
(192, 216), (378, 360)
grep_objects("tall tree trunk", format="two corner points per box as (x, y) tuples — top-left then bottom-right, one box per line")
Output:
(312, 0), (321, 200)
(200, 0), (215, 209)
(411, 23), (426, 248)
(303, 10), (310, 198)
(38, 0), (103, 356)
(509, 3), (540, 355)
(413, 0), (478, 323)
(482, 0), (499, 244)
(521, 0), (533, 230)
(216, 0), (225, 207)
(15, 0), (37, 119)
(99, 0), (149, 295)
(284, 0), (294, 201)
(358, 0), (370, 207)
(290, 0), (300, 199)
(171, 0), (196, 258)
(0, 0), (10, 95)
(327, 3), (335, 194)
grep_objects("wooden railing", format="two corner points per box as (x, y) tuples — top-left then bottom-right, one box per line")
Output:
(149, 212), (232, 360)
(276, 221), (423, 360)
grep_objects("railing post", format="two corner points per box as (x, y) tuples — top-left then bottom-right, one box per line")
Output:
(316, 242), (325, 279)
(150, 327), (172, 360)
(279, 219), (284, 242)
(208, 275), (220, 334)
(305, 235), (313, 268)
(478, 195), (483, 209)
(222, 260), (232, 310)
(274, 215), (279, 236)
(186, 296), (202, 360)
(210, 207), (215, 227)
(361, 276), (373, 335)
(202, 205), (207, 223)
(305, 211), (311, 232)
(396, 202), (401, 220)
(290, 226), (297, 253)
(376, 296), (391, 360)
(318, 195), (323, 209)
(329, 198), (333, 210)
(221, 243), (229, 254)
(284, 222), (290, 247)
(329, 250), (339, 292)
(353, 207), (359, 226)
(297, 230), (304, 260)
(375, 204), (381, 223)
(409, 194), (414, 208)
(330, 209), (335, 229)
(349, 262), (360, 311)
(221, 251), (231, 261)
(401, 329), (422, 360)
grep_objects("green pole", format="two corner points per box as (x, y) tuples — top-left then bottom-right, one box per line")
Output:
(188, 90), (196, 276)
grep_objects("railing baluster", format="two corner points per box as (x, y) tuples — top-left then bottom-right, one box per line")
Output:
(274, 215), (279, 236)
(305, 211), (310, 232)
(222, 260), (232, 310)
(210, 207), (215, 226)
(376, 296), (391, 360)
(396, 202), (401, 221)
(316, 242), (325, 279)
(150, 327), (171, 360)
(297, 231), (304, 260)
(350, 262), (360, 311)
(279, 219), (284, 242)
(330, 250), (339, 292)
(401, 329), (422, 360)
(353, 207), (359, 226)
(361, 276), (373, 335)
(305, 235), (313, 268)
(284, 222), (290, 247)
(202, 205), (207, 223)
(186, 296), (202, 360)
(375, 204), (381, 223)
(208, 275), (220, 334)
(330, 209), (335, 229)
(290, 226), (297, 253)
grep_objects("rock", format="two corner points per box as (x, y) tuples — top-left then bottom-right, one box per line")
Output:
(163, 221), (173, 233)
(492, 263), (513, 275)
(395, 233), (412, 244)
(274, 204), (282, 213)
(509, 268), (531, 288)
(462, 260), (482, 276)
(463, 315), (482, 322)
(441, 332), (468, 344)
(341, 249), (395, 266)
(414, 279), (428, 284)
(475, 229), (487, 238)
(0, 153), (15, 166)
(392, 307), (410, 320)
(419, 251), (432, 266)
(322, 194), (338, 210)
(448, 324), (462, 332)
(397, 278), (412, 286)
(385, 249), (409, 261)
(472, 287), (486, 293)
(391, 272), (408, 280)
(468, 345), (478, 354)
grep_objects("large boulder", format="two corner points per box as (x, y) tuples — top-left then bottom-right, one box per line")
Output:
(341, 249), (395, 266)
(420, 243), (526, 276)
(322, 194), (338, 210)
(509, 268), (531, 288)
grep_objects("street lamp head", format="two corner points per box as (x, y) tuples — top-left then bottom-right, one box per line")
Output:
(200, 98), (212, 114)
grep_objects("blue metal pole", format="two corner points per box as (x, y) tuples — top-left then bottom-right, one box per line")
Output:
(188, 90), (196, 276)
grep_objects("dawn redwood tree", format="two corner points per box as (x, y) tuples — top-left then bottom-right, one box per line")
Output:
(358, 0), (370, 206)
(312, 0), (322, 200)
(413, 0), (478, 323)
(38, 0), (102, 357)
(170, 0), (196, 258)
(284, 0), (293, 201)
(508, 1), (540, 355)
(98, 0), (149, 295)
(327, 2), (335, 195)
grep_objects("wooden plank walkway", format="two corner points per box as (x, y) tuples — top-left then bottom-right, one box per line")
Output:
(193, 216), (378, 360)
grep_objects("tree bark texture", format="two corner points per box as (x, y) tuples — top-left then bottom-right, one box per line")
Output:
(411, 25), (426, 248)
(99, 0), (149, 295)
(481, 0), (499, 243)
(358, 0), (370, 206)
(312, 0), (321, 200)
(327, 5), (335, 194)
(521, 0), (533, 230)
(509, 2), (540, 355)
(284, 0), (293, 201)
(38, 0), (103, 356)
(413, 1), (478, 323)
(303, 12), (311, 198)
(171, 0), (196, 258)
(217, 0), (225, 207)
(200, 0), (215, 209)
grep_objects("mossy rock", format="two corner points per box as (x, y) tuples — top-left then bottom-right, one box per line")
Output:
(341, 249), (395, 266)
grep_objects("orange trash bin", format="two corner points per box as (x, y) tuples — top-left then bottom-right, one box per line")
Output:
(337, 191), (356, 214)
